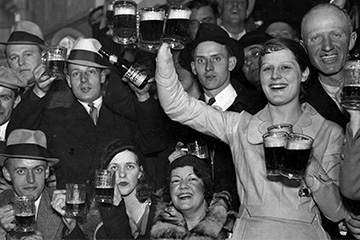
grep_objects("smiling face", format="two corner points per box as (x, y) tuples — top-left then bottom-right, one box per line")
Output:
(107, 150), (142, 198)
(170, 166), (206, 214)
(191, 41), (236, 97)
(301, 6), (357, 81)
(221, 0), (248, 26)
(3, 159), (49, 200)
(66, 64), (106, 103)
(260, 49), (309, 106)
(6, 44), (42, 86)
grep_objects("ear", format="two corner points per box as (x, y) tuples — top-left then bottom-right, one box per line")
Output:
(138, 166), (143, 179)
(100, 70), (107, 84)
(191, 61), (197, 75)
(45, 166), (50, 179)
(349, 31), (358, 51)
(3, 166), (11, 182)
(66, 74), (72, 89)
(13, 95), (21, 109)
(301, 67), (310, 83)
(228, 56), (237, 72)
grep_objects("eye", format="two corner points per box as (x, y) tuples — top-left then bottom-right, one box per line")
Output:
(202, 18), (213, 23)
(212, 56), (222, 62)
(126, 164), (135, 170)
(170, 178), (180, 184)
(109, 165), (118, 171)
(196, 58), (205, 64)
(8, 56), (18, 62)
(16, 169), (26, 175)
(331, 32), (342, 39)
(310, 35), (321, 42)
(87, 69), (97, 75)
(280, 65), (291, 71)
(34, 167), (44, 174)
(71, 71), (80, 78)
(261, 66), (271, 72)
(0, 95), (12, 102)
(189, 177), (199, 182)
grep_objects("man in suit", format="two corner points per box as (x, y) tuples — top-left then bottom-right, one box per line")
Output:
(0, 129), (84, 240)
(11, 37), (168, 190)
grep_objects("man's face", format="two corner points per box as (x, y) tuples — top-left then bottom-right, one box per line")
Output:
(0, 86), (20, 126)
(191, 41), (236, 96)
(222, 0), (248, 26)
(66, 64), (106, 103)
(3, 159), (49, 200)
(189, 6), (217, 40)
(302, 8), (357, 79)
(266, 22), (296, 40)
(242, 44), (262, 88)
(6, 44), (42, 86)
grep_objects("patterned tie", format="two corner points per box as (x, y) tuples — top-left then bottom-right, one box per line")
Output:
(88, 102), (98, 126)
(208, 97), (216, 106)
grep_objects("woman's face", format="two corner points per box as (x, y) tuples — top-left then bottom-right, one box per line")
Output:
(108, 150), (142, 197)
(170, 166), (206, 213)
(260, 49), (309, 106)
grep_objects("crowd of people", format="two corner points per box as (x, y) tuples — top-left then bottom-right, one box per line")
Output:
(0, 0), (359, 239)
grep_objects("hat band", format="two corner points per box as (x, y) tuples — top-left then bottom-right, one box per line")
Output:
(6, 144), (50, 159)
(68, 50), (105, 66)
(7, 31), (44, 45)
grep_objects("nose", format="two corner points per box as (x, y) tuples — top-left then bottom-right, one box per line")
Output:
(322, 35), (334, 52)
(205, 60), (214, 72)
(117, 167), (126, 178)
(27, 171), (35, 184)
(80, 72), (89, 83)
(18, 55), (25, 66)
(179, 179), (189, 189)
(271, 68), (281, 80)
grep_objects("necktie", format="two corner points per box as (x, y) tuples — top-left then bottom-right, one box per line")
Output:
(208, 97), (216, 106)
(88, 102), (98, 126)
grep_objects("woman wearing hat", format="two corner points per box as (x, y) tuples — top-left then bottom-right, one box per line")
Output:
(150, 155), (235, 239)
(155, 38), (347, 239)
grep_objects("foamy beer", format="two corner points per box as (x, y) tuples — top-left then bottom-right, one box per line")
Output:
(14, 196), (36, 233)
(164, 5), (191, 50)
(262, 131), (288, 176)
(267, 124), (293, 134)
(95, 169), (115, 204)
(341, 60), (360, 110)
(43, 46), (67, 80)
(139, 7), (165, 51)
(65, 184), (86, 218)
(113, 0), (137, 45)
(281, 133), (313, 180)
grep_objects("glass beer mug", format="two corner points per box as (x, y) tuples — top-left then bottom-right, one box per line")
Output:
(113, 0), (138, 45)
(138, 7), (165, 51)
(341, 60), (360, 110)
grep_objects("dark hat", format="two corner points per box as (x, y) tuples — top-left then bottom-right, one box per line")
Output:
(67, 38), (109, 68)
(168, 155), (212, 186)
(0, 21), (45, 47)
(0, 66), (27, 90)
(0, 129), (59, 167)
(239, 31), (273, 49)
(190, 23), (244, 70)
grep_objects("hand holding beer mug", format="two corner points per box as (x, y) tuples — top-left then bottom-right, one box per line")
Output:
(262, 131), (288, 176)
(13, 196), (36, 233)
(187, 140), (209, 160)
(112, 0), (137, 45)
(65, 184), (86, 218)
(139, 7), (165, 51)
(340, 60), (360, 110)
(95, 169), (115, 204)
(163, 5), (191, 50)
(42, 46), (67, 80)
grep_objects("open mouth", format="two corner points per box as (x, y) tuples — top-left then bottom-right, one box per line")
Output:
(320, 54), (337, 63)
(178, 193), (193, 200)
(269, 83), (287, 91)
(80, 86), (92, 92)
(118, 181), (129, 187)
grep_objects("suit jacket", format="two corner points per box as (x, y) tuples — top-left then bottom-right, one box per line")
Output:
(306, 79), (349, 129)
(0, 188), (63, 240)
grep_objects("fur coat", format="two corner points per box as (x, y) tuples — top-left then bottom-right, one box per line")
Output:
(150, 191), (237, 240)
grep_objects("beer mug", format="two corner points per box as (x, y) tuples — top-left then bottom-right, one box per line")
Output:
(139, 7), (165, 51)
(13, 196), (36, 233)
(94, 169), (115, 204)
(113, 0), (138, 45)
(341, 60), (360, 110)
(65, 183), (86, 218)
(163, 5), (191, 50)
(262, 131), (287, 176)
(267, 124), (293, 134)
(187, 140), (209, 160)
(42, 46), (67, 80)
(281, 133), (313, 180)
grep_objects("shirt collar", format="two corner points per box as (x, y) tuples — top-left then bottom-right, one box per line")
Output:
(79, 96), (103, 114)
(220, 26), (246, 40)
(204, 83), (237, 111)
(0, 121), (9, 141)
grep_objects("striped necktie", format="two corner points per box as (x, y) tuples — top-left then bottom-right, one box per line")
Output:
(88, 102), (98, 126)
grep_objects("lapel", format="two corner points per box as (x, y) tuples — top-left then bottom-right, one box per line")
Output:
(36, 189), (63, 240)
(247, 103), (322, 145)
(64, 101), (99, 151)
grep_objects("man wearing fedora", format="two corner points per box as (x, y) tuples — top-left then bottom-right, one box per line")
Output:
(0, 129), (85, 240)
(10, 37), (168, 190)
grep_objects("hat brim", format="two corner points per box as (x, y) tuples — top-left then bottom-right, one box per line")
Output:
(0, 41), (48, 51)
(67, 59), (109, 69)
(0, 154), (59, 167)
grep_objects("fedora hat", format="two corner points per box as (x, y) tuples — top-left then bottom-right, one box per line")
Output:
(0, 21), (45, 47)
(67, 37), (109, 68)
(190, 23), (244, 71)
(0, 129), (59, 167)
(0, 66), (27, 90)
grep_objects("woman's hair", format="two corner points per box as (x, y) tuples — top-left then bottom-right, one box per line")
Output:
(100, 139), (153, 203)
(161, 155), (214, 204)
(260, 38), (314, 102)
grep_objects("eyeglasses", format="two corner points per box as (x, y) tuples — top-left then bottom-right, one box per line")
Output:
(244, 48), (261, 64)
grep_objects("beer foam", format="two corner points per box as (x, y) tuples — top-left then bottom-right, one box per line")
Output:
(168, 9), (191, 19)
(114, 7), (136, 15)
(264, 136), (286, 147)
(286, 138), (312, 150)
(141, 11), (164, 21)
(48, 53), (65, 61)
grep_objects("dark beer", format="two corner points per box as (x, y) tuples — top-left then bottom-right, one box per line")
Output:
(264, 146), (285, 172)
(282, 148), (311, 175)
(95, 187), (114, 203)
(164, 19), (190, 42)
(106, 10), (114, 26)
(113, 14), (137, 43)
(15, 214), (36, 232)
(65, 201), (86, 217)
(341, 85), (360, 109)
(46, 60), (65, 73)
(140, 20), (164, 42)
